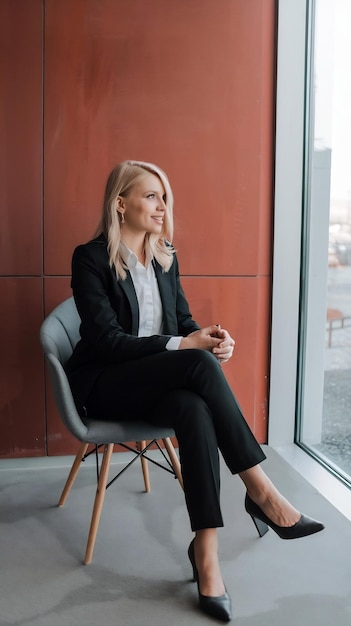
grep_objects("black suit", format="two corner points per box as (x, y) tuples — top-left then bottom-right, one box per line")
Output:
(65, 233), (200, 409)
(66, 234), (265, 530)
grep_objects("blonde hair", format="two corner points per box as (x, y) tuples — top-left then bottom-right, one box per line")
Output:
(95, 160), (175, 279)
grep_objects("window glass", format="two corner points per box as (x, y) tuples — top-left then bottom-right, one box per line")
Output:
(298, 0), (351, 482)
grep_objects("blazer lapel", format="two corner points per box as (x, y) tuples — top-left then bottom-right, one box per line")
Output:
(153, 261), (178, 334)
(119, 272), (140, 335)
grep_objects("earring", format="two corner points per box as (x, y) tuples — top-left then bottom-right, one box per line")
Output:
(120, 213), (125, 224)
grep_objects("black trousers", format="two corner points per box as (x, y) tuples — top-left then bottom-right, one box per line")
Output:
(86, 349), (266, 531)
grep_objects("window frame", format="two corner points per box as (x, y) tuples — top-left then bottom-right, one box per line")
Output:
(269, 0), (309, 446)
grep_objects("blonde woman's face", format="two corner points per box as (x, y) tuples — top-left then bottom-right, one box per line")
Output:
(118, 172), (166, 237)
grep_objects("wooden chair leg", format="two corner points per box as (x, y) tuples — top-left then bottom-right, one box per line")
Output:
(137, 440), (151, 493)
(84, 443), (113, 564)
(58, 442), (89, 506)
(163, 437), (184, 490)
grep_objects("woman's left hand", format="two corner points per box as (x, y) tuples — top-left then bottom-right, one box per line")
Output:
(211, 325), (235, 364)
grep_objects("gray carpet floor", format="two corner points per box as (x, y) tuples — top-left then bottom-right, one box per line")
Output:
(0, 446), (351, 626)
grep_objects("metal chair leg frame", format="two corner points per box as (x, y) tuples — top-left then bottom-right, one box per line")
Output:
(105, 438), (183, 491)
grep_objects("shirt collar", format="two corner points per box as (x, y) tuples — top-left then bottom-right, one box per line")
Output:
(120, 241), (153, 270)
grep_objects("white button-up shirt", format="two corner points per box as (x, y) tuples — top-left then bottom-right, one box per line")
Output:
(120, 242), (181, 350)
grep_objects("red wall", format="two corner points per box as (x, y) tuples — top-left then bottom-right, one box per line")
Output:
(0, 0), (276, 457)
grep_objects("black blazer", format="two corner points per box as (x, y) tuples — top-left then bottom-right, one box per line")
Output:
(65, 234), (200, 410)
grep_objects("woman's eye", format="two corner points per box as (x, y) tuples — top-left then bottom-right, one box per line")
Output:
(162, 194), (167, 203)
(147, 193), (155, 199)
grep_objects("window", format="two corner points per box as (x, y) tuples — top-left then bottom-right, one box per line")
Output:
(296, 0), (351, 484)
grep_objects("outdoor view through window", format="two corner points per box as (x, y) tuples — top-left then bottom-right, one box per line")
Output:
(299, 0), (351, 483)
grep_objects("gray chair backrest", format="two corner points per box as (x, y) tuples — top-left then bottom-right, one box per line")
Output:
(40, 297), (176, 445)
(40, 297), (88, 441)
(40, 297), (81, 365)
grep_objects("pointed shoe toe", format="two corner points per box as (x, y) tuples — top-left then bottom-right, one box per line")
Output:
(198, 590), (232, 622)
(286, 514), (325, 539)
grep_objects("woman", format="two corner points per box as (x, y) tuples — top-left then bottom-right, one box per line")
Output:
(66, 160), (324, 622)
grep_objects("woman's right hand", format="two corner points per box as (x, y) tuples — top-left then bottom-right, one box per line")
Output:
(179, 326), (222, 352)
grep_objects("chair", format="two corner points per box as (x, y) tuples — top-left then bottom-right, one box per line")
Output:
(40, 297), (183, 564)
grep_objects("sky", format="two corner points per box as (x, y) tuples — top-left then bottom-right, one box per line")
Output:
(314, 0), (351, 210)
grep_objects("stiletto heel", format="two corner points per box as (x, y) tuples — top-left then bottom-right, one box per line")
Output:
(248, 513), (269, 538)
(188, 539), (232, 622)
(245, 493), (325, 540)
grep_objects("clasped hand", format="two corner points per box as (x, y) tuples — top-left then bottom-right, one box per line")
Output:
(179, 324), (235, 364)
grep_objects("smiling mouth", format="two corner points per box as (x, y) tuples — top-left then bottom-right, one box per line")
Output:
(152, 217), (164, 223)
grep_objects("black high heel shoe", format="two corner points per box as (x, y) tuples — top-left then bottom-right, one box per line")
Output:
(245, 493), (325, 540)
(188, 539), (232, 622)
